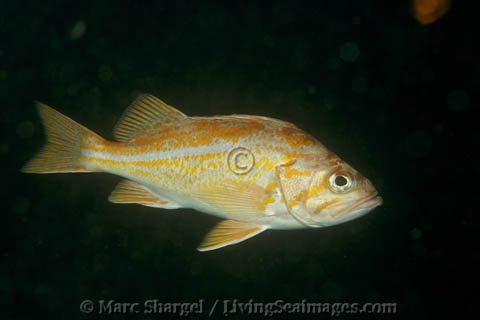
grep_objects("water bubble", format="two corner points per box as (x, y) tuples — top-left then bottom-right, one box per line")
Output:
(339, 42), (360, 62)
(98, 65), (112, 82)
(67, 84), (81, 96)
(411, 227), (422, 239)
(0, 143), (8, 155)
(307, 86), (317, 95)
(12, 197), (30, 214)
(447, 90), (470, 112)
(0, 71), (7, 81)
(323, 96), (335, 110)
(70, 20), (86, 40)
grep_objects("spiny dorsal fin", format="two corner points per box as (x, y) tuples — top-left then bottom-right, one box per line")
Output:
(113, 94), (188, 142)
(109, 179), (181, 209)
(197, 220), (268, 251)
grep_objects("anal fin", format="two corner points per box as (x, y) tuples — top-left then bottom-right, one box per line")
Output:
(197, 220), (267, 252)
(109, 179), (180, 209)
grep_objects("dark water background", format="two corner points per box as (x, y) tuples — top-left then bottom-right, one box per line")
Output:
(1, 1), (478, 319)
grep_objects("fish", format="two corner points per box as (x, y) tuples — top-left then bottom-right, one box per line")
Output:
(22, 94), (383, 251)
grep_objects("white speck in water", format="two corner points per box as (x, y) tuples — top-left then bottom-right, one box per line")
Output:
(70, 20), (86, 40)
(339, 42), (360, 62)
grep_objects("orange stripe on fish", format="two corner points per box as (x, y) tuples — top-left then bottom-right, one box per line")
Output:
(314, 199), (340, 215)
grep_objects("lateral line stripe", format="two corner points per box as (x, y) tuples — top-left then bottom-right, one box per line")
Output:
(83, 143), (236, 162)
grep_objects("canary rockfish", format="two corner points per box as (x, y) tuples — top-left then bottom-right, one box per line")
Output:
(22, 94), (382, 251)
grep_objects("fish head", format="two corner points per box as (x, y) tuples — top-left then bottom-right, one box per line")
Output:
(278, 154), (382, 228)
(303, 159), (383, 227)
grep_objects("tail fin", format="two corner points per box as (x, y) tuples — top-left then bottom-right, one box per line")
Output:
(21, 102), (104, 174)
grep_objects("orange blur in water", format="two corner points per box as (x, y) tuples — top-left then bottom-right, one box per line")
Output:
(412, 0), (450, 25)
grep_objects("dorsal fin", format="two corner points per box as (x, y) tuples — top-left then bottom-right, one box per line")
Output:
(113, 94), (188, 142)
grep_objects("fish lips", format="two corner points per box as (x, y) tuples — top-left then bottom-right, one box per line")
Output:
(354, 192), (383, 211)
(325, 191), (382, 223)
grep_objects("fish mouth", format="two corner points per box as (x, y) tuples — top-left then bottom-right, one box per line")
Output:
(354, 192), (383, 210)
(329, 192), (382, 219)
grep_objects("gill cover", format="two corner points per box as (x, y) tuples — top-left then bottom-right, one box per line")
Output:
(275, 157), (324, 228)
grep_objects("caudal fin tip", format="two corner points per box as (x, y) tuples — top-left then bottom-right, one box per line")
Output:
(21, 102), (100, 174)
(34, 100), (46, 110)
(34, 101), (57, 118)
(20, 158), (34, 173)
(20, 158), (51, 174)
(20, 164), (28, 173)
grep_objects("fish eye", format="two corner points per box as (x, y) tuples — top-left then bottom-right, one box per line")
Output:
(335, 175), (348, 186)
(328, 172), (353, 193)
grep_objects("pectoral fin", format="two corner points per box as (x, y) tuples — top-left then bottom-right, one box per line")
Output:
(197, 220), (268, 251)
(190, 180), (272, 221)
(109, 179), (181, 209)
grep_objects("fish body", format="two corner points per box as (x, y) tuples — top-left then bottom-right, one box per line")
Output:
(23, 94), (382, 251)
